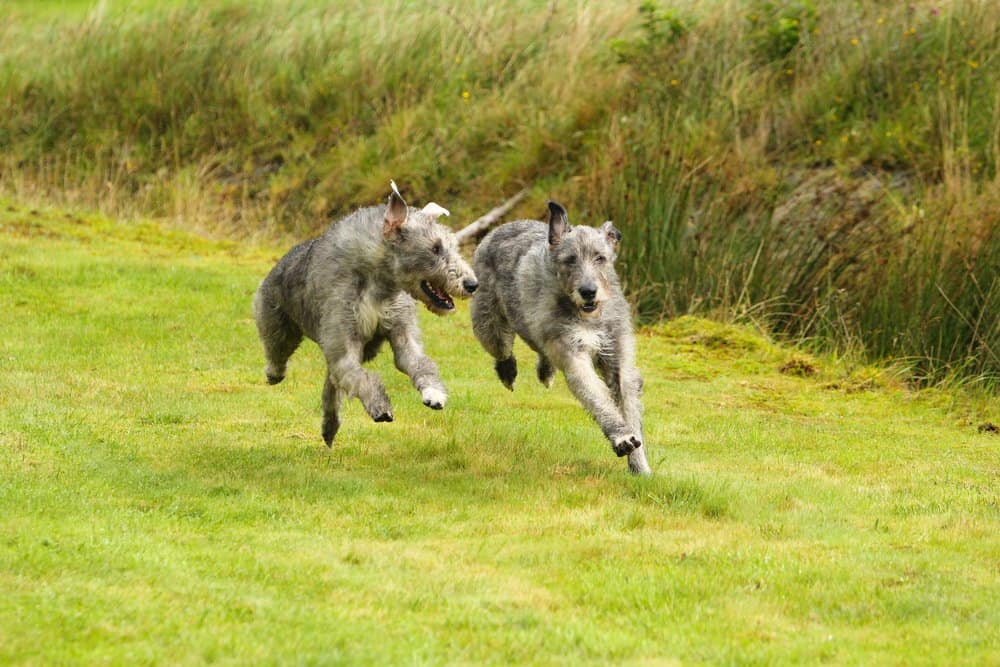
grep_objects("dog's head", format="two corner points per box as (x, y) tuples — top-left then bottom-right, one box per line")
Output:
(382, 181), (478, 315)
(545, 201), (621, 318)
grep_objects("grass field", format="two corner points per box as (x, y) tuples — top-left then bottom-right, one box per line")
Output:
(1, 203), (997, 663)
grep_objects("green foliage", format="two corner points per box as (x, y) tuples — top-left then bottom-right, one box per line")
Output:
(1, 204), (998, 662)
(0, 1), (623, 232)
(591, 0), (1000, 387)
(748, 0), (818, 62)
(611, 1), (690, 63)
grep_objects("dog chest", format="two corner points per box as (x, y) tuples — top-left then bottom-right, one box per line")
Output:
(568, 326), (606, 354)
(354, 290), (384, 340)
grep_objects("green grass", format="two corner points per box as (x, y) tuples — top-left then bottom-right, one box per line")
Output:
(1, 203), (998, 663)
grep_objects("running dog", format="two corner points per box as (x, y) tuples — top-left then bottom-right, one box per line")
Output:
(470, 201), (651, 474)
(253, 182), (478, 445)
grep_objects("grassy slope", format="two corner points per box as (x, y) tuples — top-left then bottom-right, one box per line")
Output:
(1, 204), (997, 664)
(3, 0), (998, 384)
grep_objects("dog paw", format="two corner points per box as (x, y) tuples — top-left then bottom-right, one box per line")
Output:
(322, 414), (340, 447)
(611, 433), (642, 457)
(265, 364), (286, 385)
(628, 454), (652, 476)
(366, 395), (394, 423)
(536, 358), (555, 388)
(421, 387), (447, 410)
(495, 357), (517, 391)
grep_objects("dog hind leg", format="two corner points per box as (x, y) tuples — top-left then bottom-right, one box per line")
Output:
(253, 289), (303, 385)
(536, 354), (555, 388)
(321, 377), (344, 446)
(362, 333), (386, 363)
(471, 288), (518, 390)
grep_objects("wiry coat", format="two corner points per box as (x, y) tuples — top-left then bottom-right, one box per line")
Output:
(253, 184), (477, 445)
(471, 202), (651, 474)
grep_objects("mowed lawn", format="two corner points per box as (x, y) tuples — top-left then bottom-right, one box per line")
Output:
(0, 202), (997, 665)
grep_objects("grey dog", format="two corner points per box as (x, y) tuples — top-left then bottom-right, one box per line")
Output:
(253, 182), (478, 445)
(470, 201), (651, 475)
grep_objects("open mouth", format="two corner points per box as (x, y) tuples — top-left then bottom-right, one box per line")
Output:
(581, 302), (598, 313)
(420, 280), (455, 311)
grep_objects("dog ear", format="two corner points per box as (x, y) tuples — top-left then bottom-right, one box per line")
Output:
(547, 201), (570, 246)
(602, 221), (621, 251)
(384, 180), (409, 237)
(420, 202), (450, 218)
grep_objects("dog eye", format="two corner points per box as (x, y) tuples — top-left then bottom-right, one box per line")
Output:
(595, 255), (606, 264)
(564, 255), (577, 266)
(432, 241), (443, 255)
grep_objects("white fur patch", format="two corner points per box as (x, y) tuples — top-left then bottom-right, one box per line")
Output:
(571, 328), (605, 352)
(421, 202), (450, 218)
(355, 292), (381, 339)
(421, 387), (447, 407)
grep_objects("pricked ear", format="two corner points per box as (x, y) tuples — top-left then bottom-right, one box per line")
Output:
(384, 180), (408, 237)
(547, 201), (570, 246)
(602, 220), (621, 250)
(420, 202), (450, 218)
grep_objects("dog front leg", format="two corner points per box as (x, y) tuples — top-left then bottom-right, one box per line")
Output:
(619, 366), (650, 475)
(615, 332), (652, 475)
(326, 347), (393, 423)
(600, 345), (651, 475)
(388, 327), (448, 410)
(557, 351), (641, 458)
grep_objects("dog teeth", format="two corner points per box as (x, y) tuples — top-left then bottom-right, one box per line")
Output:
(421, 281), (454, 308)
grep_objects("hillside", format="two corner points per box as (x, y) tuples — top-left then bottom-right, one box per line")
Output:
(1, 203), (997, 663)
(2, 0), (999, 384)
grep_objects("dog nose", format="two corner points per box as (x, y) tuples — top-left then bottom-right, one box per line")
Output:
(463, 278), (479, 294)
(578, 286), (597, 301)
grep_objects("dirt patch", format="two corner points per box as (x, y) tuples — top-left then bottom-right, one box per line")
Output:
(779, 357), (817, 377)
(978, 422), (999, 434)
(685, 332), (760, 352)
(1, 218), (63, 239)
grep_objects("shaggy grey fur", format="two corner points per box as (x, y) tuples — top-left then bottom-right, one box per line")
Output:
(253, 183), (478, 445)
(470, 201), (651, 475)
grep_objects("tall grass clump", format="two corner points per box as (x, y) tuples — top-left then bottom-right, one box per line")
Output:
(1, 0), (998, 386)
(0, 1), (632, 233)
(587, 0), (1000, 385)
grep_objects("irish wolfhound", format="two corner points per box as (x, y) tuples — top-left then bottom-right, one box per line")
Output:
(253, 182), (478, 445)
(470, 202), (651, 475)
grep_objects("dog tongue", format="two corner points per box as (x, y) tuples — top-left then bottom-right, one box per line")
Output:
(421, 281), (454, 308)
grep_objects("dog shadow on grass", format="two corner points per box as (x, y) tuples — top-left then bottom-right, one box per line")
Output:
(147, 423), (735, 529)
